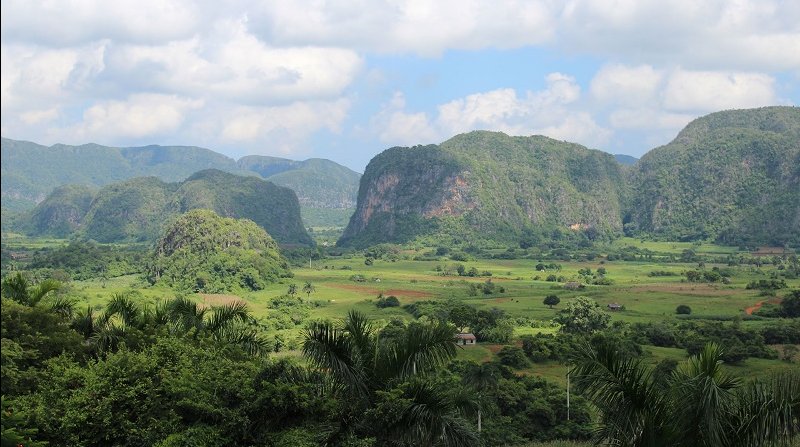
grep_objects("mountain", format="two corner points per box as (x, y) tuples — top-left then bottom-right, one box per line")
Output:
(22, 184), (97, 237)
(0, 139), (360, 217)
(339, 131), (628, 248)
(628, 106), (800, 246)
(614, 154), (638, 166)
(239, 156), (360, 209)
(148, 209), (291, 293)
(24, 170), (312, 245)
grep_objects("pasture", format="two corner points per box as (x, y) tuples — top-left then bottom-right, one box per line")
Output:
(45, 238), (799, 383)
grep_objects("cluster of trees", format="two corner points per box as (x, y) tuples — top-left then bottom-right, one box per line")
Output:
(147, 210), (293, 293)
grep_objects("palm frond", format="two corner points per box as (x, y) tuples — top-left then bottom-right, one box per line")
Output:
(390, 322), (457, 380)
(670, 342), (740, 446)
(399, 380), (480, 447)
(206, 301), (250, 333)
(71, 306), (96, 338)
(1, 273), (30, 304)
(303, 320), (368, 400)
(730, 371), (800, 447)
(47, 296), (76, 319)
(105, 292), (141, 327)
(28, 279), (61, 306)
(570, 342), (669, 446)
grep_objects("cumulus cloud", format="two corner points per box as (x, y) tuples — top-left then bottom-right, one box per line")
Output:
(250, 0), (556, 56)
(57, 94), (203, 141)
(374, 74), (611, 149)
(663, 70), (776, 112)
(588, 63), (781, 140)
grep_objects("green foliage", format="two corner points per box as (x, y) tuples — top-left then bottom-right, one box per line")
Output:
(554, 297), (611, 334)
(148, 209), (292, 292)
(676, 304), (692, 315)
(27, 240), (147, 280)
(21, 169), (312, 245)
(544, 295), (561, 309)
(630, 106), (800, 246)
(497, 346), (529, 368)
(339, 132), (628, 247)
(571, 342), (800, 446)
(376, 294), (400, 308)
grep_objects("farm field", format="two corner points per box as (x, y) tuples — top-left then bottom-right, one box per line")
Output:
(30, 236), (797, 383)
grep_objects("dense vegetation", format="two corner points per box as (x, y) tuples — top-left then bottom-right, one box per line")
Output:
(0, 138), (360, 226)
(147, 209), (292, 292)
(341, 107), (799, 249)
(21, 169), (313, 245)
(340, 133), (628, 248)
(629, 106), (800, 246)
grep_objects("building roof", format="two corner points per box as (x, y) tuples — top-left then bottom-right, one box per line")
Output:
(456, 333), (477, 340)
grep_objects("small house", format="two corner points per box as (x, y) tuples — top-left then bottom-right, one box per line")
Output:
(607, 303), (623, 311)
(455, 333), (477, 346)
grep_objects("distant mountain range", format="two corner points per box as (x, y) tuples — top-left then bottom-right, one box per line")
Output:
(23, 169), (312, 246)
(340, 106), (799, 248)
(0, 139), (361, 213)
(4, 107), (798, 248)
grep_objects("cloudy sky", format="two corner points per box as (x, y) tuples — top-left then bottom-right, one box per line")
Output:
(2, 0), (798, 171)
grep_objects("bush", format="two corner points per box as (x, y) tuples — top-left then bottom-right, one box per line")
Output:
(497, 346), (529, 368)
(376, 295), (400, 308)
(676, 305), (692, 315)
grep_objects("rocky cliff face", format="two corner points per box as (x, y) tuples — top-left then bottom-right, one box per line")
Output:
(339, 134), (628, 247)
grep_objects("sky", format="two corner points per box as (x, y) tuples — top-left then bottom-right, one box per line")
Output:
(2, 0), (799, 172)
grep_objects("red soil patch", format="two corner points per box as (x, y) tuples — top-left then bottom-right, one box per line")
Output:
(745, 298), (782, 315)
(197, 294), (245, 307)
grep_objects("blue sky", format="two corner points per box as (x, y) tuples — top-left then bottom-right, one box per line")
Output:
(2, 0), (798, 172)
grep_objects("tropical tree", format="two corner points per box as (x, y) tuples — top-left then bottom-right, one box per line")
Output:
(462, 362), (500, 433)
(287, 283), (298, 296)
(544, 295), (561, 309)
(302, 281), (315, 299)
(303, 310), (477, 445)
(73, 294), (267, 356)
(1, 272), (68, 313)
(570, 341), (800, 446)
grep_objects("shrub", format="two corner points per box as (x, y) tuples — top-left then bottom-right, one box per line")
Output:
(676, 305), (692, 315)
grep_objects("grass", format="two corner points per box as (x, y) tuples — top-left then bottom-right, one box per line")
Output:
(17, 239), (797, 383)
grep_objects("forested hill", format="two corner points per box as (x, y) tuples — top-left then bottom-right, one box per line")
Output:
(629, 106), (800, 246)
(0, 138), (360, 212)
(239, 156), (360, 208)
(340, 106), (800, 248)
(339, 132), (628, 248)
(22, 169), (313, 245)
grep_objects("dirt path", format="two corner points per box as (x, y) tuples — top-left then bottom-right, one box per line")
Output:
(745, 300), (765, 315)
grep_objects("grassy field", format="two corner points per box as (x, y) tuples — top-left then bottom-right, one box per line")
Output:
(42, 240), (798, 383)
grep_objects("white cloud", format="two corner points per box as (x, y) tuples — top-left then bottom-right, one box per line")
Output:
(220, 99), (351, 154)
(59, 94), (203, 141)
(0, 0), (204, 46)
(107, 20), (362, 103)
(251, 0), (556, 56)
(663, 70), (777, 112)
(559, 0), (800, 71)
(590, 64), (662, 106)
(374, 74), (612, 149)
(371, 92), (438, 145)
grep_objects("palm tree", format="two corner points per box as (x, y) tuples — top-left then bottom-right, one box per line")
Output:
(73, 294), (267, 356)
(302, 281), (315, 299)
(303, 310), (477, 445)
(462, 362), (500, 433)
(1, 272), (62, 307)
(570, 342), (799, 447)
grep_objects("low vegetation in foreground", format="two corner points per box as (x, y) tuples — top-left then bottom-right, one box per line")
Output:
(1, 232), (799, 446)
